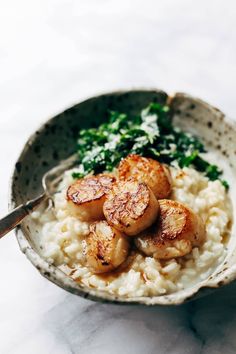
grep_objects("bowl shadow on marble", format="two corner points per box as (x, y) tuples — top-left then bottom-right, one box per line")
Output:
(10, 89), (236, 305)
(43, 281), (236, 353)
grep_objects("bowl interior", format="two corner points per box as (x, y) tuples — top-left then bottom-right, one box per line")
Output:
(11, 90), (236, 305)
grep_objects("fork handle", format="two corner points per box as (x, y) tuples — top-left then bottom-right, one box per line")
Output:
(0, 194), (45, 239)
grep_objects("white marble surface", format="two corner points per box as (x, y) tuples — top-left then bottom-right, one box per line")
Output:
(1, 0), (236, 353)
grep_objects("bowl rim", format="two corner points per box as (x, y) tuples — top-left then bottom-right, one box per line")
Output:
(9, 88), (236, 305)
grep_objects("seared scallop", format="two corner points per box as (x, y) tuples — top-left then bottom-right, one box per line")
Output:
(67, 174), (116, 221)
(103, 178), (159, 236)
(135, 199), (206, 259)
(86, 221), (130, 273)
(118, 154), (172, 199)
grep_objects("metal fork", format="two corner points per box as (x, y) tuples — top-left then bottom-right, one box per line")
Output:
(0, 154), (77, 238)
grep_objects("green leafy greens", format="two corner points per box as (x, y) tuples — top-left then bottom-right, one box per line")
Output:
(72, 103), (228, 189)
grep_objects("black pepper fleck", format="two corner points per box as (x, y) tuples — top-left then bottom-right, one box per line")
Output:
(207, 121), (213, 128)
(16, 162), (22, 173)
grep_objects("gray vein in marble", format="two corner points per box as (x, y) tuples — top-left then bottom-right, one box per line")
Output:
(187, 302), (206, 353)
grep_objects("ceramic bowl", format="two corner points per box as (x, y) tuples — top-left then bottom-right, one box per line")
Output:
(10, 89), (236, 305)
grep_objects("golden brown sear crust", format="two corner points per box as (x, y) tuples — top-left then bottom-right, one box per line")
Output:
(66, 174), (116, 221)
(67, 174), (115, 205)
(135, 199), (206, 259)
(118, 154), (172, 199)
(86, 221), (130, 273)
(103, 178), (159, 236)
(158, 199), (190, 241)
(104, 182), (149, 224)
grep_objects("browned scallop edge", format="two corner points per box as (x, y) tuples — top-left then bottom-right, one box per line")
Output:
(158, 200), (191, 241)
(118, 154), (139, 179)
(104, 183), (151, 227)
(67, 175), (115, 206)
(67, 184), (106, 205)
(89, 222), (112, 266)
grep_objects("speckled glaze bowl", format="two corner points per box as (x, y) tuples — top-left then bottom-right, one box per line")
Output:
(10, 89), (236, 305)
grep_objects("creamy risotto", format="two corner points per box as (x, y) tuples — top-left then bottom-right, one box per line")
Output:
(33, 166), (232, 297)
